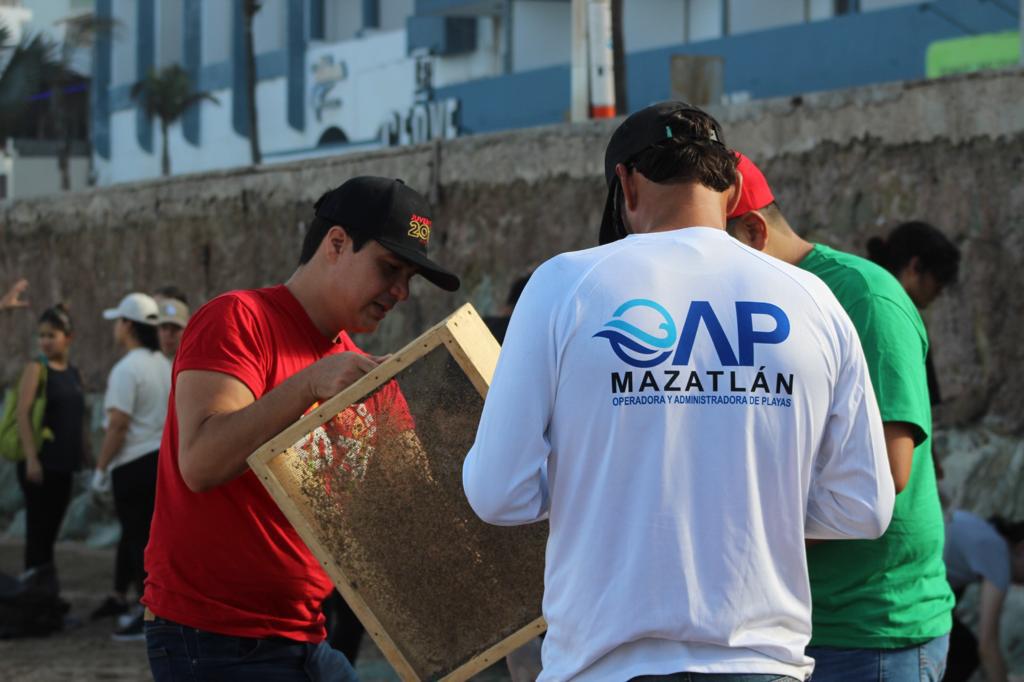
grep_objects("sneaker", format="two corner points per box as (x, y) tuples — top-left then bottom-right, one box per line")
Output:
(91, 596), (129, 621)
(112, 613), (145, 642)
(116, 604), (144, 630)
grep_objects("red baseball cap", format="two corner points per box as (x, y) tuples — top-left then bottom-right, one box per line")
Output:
(729, 152), (775, 218)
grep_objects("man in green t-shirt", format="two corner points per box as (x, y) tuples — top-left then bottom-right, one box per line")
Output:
(725, 153), (954, 681)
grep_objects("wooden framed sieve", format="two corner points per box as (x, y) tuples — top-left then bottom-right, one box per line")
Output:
(248, 303), (547, 681)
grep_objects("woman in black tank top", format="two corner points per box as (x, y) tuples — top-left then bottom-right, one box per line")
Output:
(14, 304), (86, 581)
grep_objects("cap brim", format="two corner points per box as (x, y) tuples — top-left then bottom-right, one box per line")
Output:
(376, 239), (461, 292)
(156, 318), (187, 328)
(102, 308), (121, 320)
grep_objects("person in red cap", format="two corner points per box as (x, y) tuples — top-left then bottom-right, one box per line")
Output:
(141, 177), (459, 681)
(726, 153), (953, 682)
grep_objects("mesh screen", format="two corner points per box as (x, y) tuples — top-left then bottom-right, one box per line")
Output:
(276, 345), (547, 679)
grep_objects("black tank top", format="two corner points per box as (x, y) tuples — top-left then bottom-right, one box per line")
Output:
(37, 364), (86, 473)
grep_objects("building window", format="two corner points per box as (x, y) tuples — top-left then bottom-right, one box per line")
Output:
(727, 0), (804, 35)
(686, 0), (723, 42)
(110, 0), (138, 85)
(323, 0), (361, 42)
(379, 0), (414, 33)
(157, 0), (184, 67)
(202, 0), (230, 65)
(0, 174), (7, 200)
(623, 0), (685, 53)
(860, 0), (924, 11)
(253, 0), (286, 53)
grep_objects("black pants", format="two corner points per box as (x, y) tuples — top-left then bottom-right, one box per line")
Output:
(323, 590), (364, 664)
(15, 462), (73, 571)
(111, 451), (158, 595)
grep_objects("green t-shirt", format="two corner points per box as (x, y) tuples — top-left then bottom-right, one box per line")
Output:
(799, 244), (953, 648)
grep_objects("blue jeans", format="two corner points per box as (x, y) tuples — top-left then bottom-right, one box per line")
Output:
(807, 634), (949, 682)
(145, 616), (359, 681)
(626, 671), (802, 675)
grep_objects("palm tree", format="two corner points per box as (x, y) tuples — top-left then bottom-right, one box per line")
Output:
(49, 15), (118, 190)
(241, 0), (262, 165)
(0, 25), (57, 144)
(131, 64), (218, 176)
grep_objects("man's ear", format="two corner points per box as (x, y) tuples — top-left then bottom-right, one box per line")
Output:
(725, 171), (744, 218)
(322, 225), (350, 263)
(739, 211), (770, 252)
(615, 163), (639, 212)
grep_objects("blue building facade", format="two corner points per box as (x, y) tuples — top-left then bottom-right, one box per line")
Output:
(91, 0), (1018, 183)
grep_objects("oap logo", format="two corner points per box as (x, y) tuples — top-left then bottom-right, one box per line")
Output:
(595, 298), (790, 368)
(594, 299), (678, 368)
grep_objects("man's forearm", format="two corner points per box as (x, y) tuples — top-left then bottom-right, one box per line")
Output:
(180, 366), (317, 492)
(980, 642), (1008, 682)
(96, 427), (127, 471)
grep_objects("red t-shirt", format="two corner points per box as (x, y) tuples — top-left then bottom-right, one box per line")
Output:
(142, 285), (411, 642)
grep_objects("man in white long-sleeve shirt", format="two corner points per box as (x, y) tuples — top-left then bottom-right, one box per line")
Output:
(462, 102), (895, 682)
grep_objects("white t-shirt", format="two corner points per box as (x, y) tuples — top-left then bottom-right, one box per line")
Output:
(104, 347), (171, 469)
(463, 228), (894, 681)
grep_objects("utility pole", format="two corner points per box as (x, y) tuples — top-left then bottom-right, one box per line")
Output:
(571, 0), (589, 122)
(571, 0), (617, 122)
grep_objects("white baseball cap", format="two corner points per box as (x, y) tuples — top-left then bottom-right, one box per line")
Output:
(155, 297), (190, 328)
(102, 293), (160, 325)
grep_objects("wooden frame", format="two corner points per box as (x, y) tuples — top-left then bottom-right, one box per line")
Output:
(248, 303), (547, 681)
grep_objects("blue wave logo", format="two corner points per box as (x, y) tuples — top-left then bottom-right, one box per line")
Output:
(594, 299), (678, 368)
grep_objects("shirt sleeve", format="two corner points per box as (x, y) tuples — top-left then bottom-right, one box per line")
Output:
(845, 295), (930, 444)
(462, 263), (565, 526)
(174, 293), (269, 399)
(104, 360), (136, 417)
(967, 527), (1012, 592)
(805, 314), (896, 540)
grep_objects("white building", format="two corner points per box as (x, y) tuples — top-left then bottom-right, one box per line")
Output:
(91, 0), (1006, 187)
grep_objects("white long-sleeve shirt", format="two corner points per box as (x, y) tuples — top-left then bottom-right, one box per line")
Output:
(463, 228), (894, 682)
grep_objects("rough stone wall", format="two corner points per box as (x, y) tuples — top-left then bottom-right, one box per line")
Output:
(1, 69), (1023, 673)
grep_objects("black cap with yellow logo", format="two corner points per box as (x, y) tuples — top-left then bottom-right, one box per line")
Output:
(315, 176), (460, 292)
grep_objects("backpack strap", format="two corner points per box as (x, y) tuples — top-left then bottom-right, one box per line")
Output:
(34, 357), (48, 398)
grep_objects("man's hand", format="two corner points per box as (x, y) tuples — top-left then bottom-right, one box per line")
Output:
(177, 352), (387, 492)
(306, 352), (384, 401)
(90, 468), (112, 494)
(1, 279), (28, 310)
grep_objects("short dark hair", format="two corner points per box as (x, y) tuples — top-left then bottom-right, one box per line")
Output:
(298, 216), (372, 265)
(626, 109), (737, 191)
(39, 303), (73, 335)
(866, 221), (960, 286)
(989, 516), (1024, 545)
(616, 110), (737, 230)
(154, 285), (188, 306)
(125, 319), (160, 352)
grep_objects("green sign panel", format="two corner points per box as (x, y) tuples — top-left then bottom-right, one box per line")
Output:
(926, 31), (1020, 79)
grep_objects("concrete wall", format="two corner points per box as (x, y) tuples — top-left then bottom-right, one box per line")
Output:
(2, 72), (1024, 660)
(5, 69), (1024, 414)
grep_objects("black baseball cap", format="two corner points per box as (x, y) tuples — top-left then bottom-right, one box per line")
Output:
(315, 176), (460, 291)
(598, 101), (726, 245)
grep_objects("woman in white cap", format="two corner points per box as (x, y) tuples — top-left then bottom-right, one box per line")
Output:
(91, 293), (171, 640)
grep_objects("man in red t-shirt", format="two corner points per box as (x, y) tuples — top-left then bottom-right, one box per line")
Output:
(141, 177), (459, 681)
